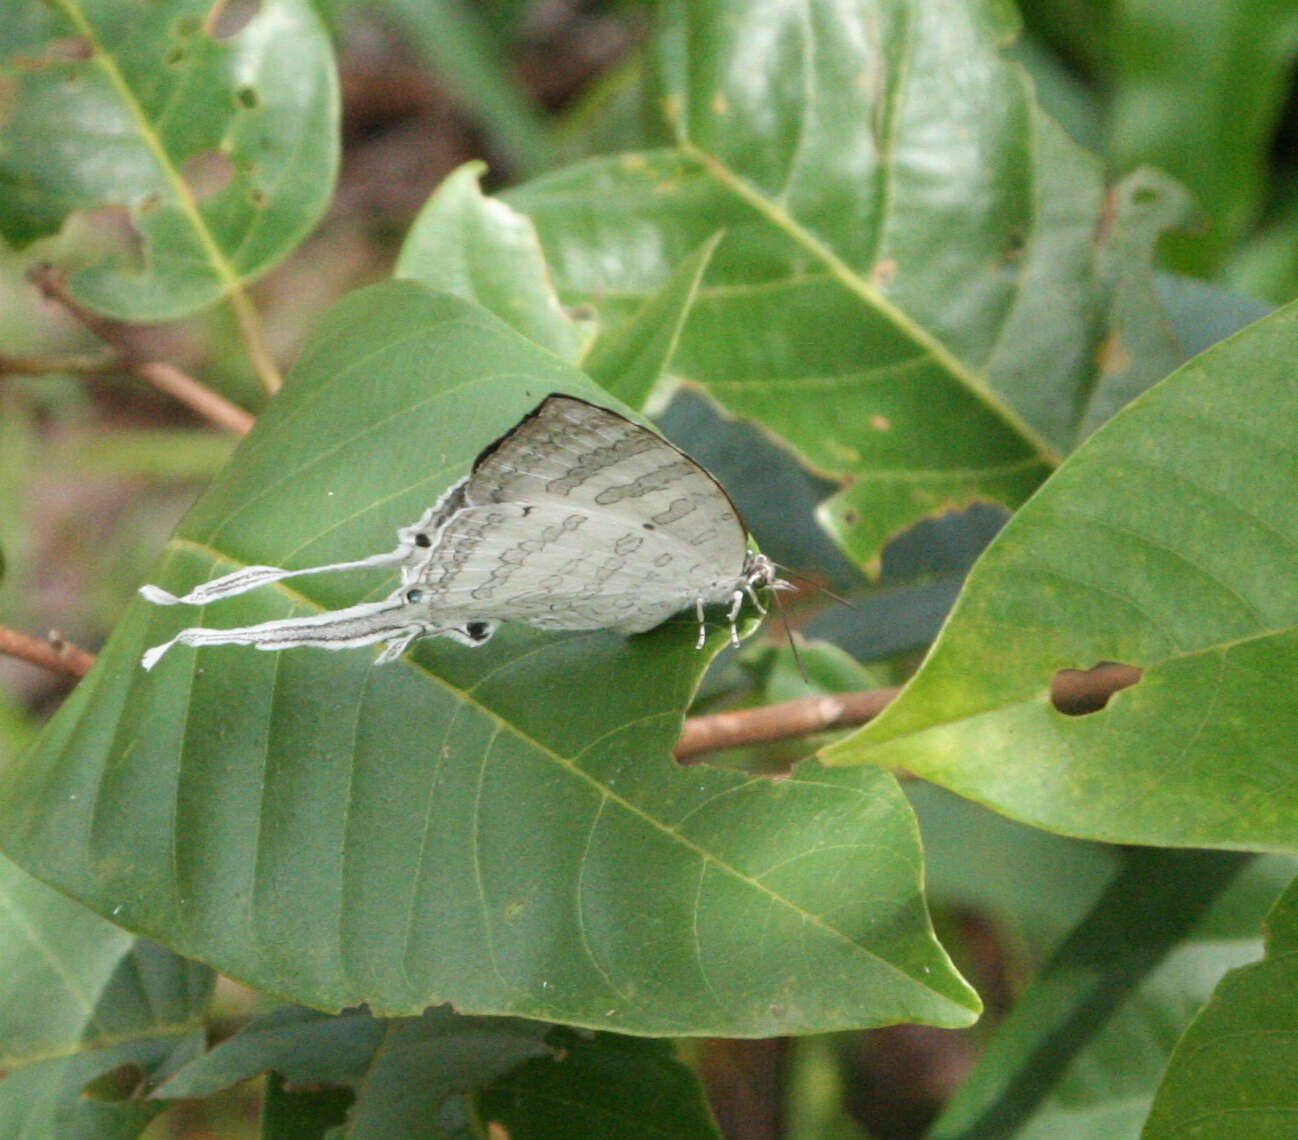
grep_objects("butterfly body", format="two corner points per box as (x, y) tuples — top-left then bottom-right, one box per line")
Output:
(140, 395), (785, 669)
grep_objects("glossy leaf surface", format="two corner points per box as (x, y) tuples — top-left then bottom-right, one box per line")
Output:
(0, 0), (338, 320)
(506, 0), (1189, 569)
(827, 300), (1298, 852)
(0, 282), (977, 1035)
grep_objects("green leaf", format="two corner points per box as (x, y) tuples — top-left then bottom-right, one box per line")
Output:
(1109, 0), (1298, 275)
(825, 299), (1298, 852)
(1144, 870), (1298, 1140)
(0, 281), (977, 1035)
(0, 854), (212, 1138)
(0, 0), (339, 320)
(932, 852), (1292, 1140)
(583, 232), (721, 409)
(480, 1030), (723, 1140)
(160, 1004), (550, 1140)
(505, 0), (1190, 570)
(396, 162), (585, 361)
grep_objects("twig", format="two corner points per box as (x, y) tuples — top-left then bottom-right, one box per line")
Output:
(25, 264), (256, 436)
(0, 626), (95, 679)
(0, 350), (118, 376)
(673, 661), (1147, 761)
(135, 362), (254, 436)
(674, 688), (901, 761)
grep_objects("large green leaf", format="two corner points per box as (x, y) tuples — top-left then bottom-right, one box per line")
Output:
(0, 281), (977, 1035)
(0, 854), (212, 1139)
(825, 299), (1298, 852)
(1144, 870), (1298, 1140)
(0, 0), (338, 320)
(504, 0), (1189, 569)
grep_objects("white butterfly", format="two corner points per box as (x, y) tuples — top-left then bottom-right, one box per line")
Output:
(141, 395), (789, 670)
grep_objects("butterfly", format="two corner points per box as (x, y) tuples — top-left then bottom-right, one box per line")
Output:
(140, 394), (790, 670)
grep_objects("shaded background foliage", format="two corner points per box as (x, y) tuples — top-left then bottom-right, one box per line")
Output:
(4, 0), (1298, 1137)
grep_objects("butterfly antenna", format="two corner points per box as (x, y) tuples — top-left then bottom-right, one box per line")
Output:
(772, 563), (859, 610)
(770, 586), (809, 685)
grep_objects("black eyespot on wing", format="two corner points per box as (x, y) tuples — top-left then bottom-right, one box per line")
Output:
(414, 533), (431, 548)
(642, 522), (655, 530)
(406, 589), (424, 603)
(521, 505), (534, 517)
(466, 621), (491, 642)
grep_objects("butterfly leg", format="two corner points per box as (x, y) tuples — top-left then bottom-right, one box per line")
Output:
(726, 590), (745, 648)
(695, 598), (708, 650)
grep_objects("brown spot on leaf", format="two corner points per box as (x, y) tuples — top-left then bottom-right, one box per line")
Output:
(871, 258), (897, 288)
(870, 414), (891, 431)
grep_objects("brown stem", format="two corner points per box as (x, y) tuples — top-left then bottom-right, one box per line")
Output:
(25, 264), (256, 435)
(0, 626), (96, 679)
(135, 362), (254, 436)
(674, 687), (901, 761)
(0, 350), (119, 376)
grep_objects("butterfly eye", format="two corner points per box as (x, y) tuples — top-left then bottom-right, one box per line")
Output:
(405, 589), (424, 604)
(466, 621), (490, 641)
(413, 533), (431, 548)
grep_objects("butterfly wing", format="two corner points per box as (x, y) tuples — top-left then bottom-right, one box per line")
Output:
(413, 396), (754, 633)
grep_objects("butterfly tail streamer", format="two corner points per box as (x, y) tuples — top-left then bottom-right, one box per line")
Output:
(138, 547), (420, 607)
(140, 596), (443, 671)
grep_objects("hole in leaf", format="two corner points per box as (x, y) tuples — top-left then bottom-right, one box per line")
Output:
(1051, 662), (1143, 717)
(207, 0), (260, 39)
(65, 204), (147, 274)
(235, 84), (259, 110)
(181, 150), (236, 202)
(81, 1062), (146, 1102)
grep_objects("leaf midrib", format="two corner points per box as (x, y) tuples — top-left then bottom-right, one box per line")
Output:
(675, 139), (1064, 470)
(56, 0), (241, 294)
